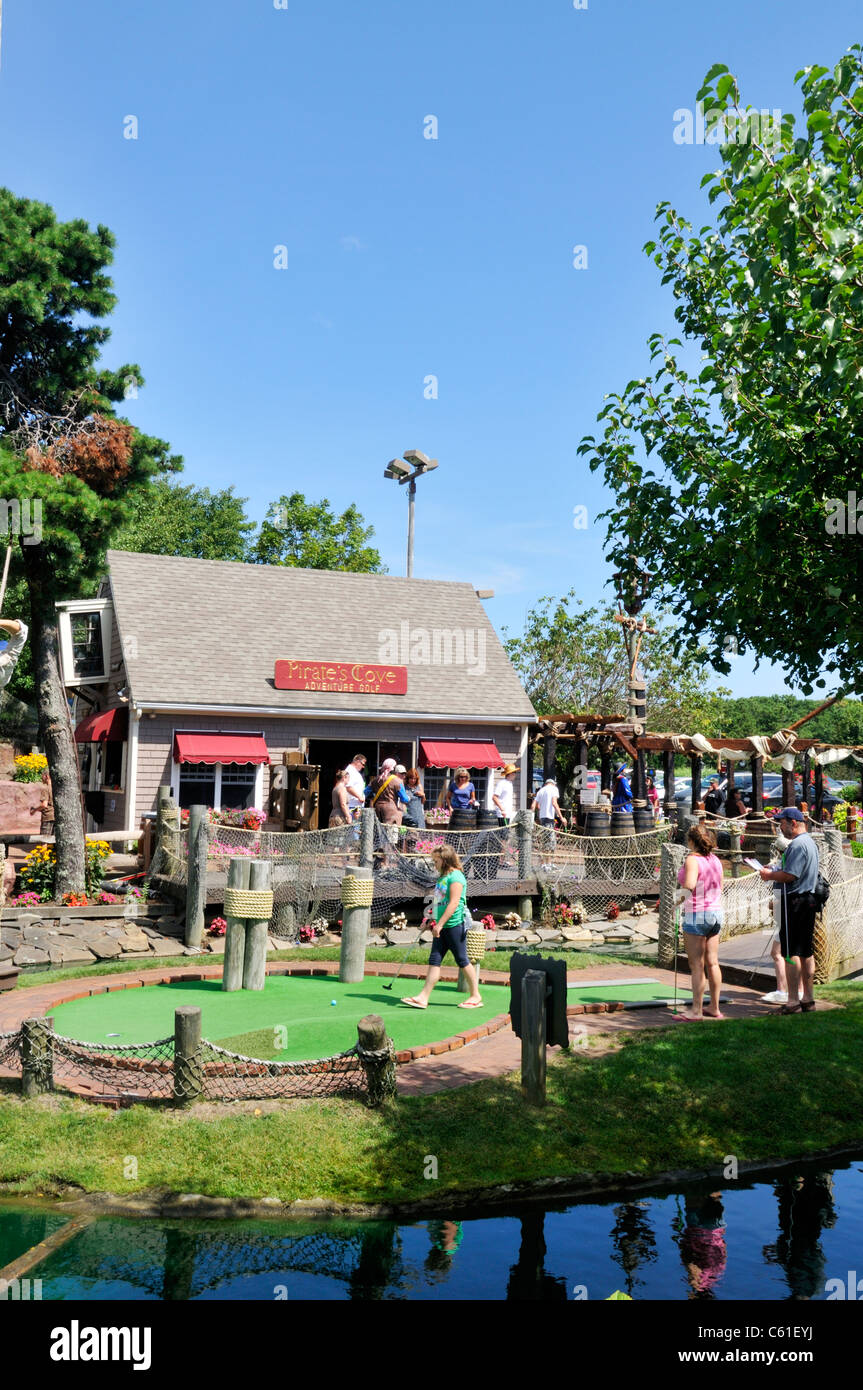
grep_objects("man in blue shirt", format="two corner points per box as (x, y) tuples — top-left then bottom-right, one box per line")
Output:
(759, 808), (820, 1014)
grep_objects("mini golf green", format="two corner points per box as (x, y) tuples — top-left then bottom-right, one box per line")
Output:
(567, 978), (678, 1006)
(50, 975), (510, 1063)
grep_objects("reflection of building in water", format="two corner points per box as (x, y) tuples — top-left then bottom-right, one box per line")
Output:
(762, 1172), (837, 1300)
(505, 1210), (567, 1301)
(610, 1202), (658, 1298)
(675, 1192), (727, 1299)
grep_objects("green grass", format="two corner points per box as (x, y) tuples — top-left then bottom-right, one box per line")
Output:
(1, 980), (861, 1207)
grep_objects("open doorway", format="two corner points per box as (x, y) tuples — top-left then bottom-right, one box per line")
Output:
(308, 740), (377, 825)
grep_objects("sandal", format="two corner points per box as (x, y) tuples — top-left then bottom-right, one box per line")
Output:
(800, 1000), (816, 1012)
(780, 1003), (802, 1015)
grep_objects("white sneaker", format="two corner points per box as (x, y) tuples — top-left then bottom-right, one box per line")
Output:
(761, 990), (788, 1004)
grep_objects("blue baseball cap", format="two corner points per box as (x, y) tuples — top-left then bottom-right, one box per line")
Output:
(777, 807), (804, 822)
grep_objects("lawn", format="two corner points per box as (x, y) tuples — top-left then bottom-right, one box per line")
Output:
(1, 971), (861, 1208)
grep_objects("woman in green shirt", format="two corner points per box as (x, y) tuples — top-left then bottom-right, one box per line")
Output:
(402, 846), (482, 1009)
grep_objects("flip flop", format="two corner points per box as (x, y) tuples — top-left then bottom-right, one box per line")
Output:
(401, 997), (427, 1009)
(670, 1012), (701, 1021)
(458, 999), (483, 1009)
(800, 1000), (816, 1012)
(780, 1003), (802, 1015)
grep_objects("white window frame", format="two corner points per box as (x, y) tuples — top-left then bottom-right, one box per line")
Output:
(96, 739), (128, 793)
(170, 731), (265, 811)
(56, 599), (114, 686)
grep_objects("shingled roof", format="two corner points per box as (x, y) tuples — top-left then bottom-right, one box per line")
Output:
(106, 550), (536, 720)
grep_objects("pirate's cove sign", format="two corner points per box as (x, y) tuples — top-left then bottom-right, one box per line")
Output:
(274, 660), (408, 695)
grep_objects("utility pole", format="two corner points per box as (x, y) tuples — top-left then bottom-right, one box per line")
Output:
(383, 449), (439, 577)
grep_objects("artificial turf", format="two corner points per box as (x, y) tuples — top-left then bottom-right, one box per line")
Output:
(566, 980), (677, 1005)
(49, 975), (510, 1062)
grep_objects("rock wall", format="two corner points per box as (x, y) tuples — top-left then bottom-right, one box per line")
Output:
(0, 780), (44, 833)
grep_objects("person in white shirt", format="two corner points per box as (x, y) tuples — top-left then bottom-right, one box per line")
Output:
(534, 778), (566, 827)
(0, 619), (28, 693)
(492, 763), (517, 825)
(342, 753), (368, 818)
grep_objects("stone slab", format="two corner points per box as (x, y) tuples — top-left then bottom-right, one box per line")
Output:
(120, 932), (151, 953)
(149, 937), (186, 955)
(13, 945), (50, 966)
(58, 944), (98, 965)
(88, 936), (124, 959)
(1, 928), (22, 950)
(0, 943), (12, 961)
(385, 928), (420, 946)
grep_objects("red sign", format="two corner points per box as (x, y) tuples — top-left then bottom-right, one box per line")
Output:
(275, 660), (408, 695)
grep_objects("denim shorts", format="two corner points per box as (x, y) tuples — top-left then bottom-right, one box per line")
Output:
(683, 911), (723, 938)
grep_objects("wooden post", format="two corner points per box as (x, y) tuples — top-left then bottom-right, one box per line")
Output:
(222, 857), (250, 992)
(521, 971), (546, 1106)
(516, 810), (534, 922)
(600, 749), (613, 794)
(173, 1006), (202, 1106)
(801, 751), (811, 812)
(139, 818), (153, 873)
(339, 865), (372, 983)
(359, 806), (375, 868)
(356, 1013), (396, 1107)
(814, 764), (824, 823)
(690, 756), (703, 813)
(750, 756), (764, 814)
(658, 841), (686, 968)
(543, 734), (557, 784)
(21, 1017), (53, 1098)
(781, 765), (796, 810)
(573, 737), (588, 826)
(242, 858), (271, 991)
(729, 823), (742, 879)
(185, 805), (208, 949)
(662, 749), (676, 822)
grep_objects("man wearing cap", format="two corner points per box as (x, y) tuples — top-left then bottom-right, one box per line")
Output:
(759, 809), (819, 1014)
(612, 764), (633, 812)
(534, 777), (566, 829)
(492, 763), (517, 826)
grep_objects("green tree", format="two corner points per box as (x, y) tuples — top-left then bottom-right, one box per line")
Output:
(109, 478), (253, 561)
(250, 493), (384, 572)
(0, 189), (179, 894)
(503, 594), (728, 736)
(578, 51), (863, 696)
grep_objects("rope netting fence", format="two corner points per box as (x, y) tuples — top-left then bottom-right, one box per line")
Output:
(0, 1024), (376, 1104)
(153, 818), (673, 928)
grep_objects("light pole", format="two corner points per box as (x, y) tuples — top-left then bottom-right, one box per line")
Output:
(383, 449), (438, 578)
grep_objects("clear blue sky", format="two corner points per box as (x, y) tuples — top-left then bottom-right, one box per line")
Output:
(1, 0), (858, 698)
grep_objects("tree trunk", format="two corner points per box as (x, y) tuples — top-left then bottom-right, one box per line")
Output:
(23, 551), (85, 895)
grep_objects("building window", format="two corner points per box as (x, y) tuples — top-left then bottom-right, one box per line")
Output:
(58, 602), (113, 685)
(219, 763), (259, 810)
(178, 762), (217, 811)
(176, 761), (261, 811)
(423, 767), (489, 809)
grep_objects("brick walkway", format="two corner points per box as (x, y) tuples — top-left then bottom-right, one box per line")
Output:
(1, 958), (835, 1101)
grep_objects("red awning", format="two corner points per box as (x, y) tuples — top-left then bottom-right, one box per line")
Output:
(418, 740), (505, 770)
(173, 732), (270, 766)
(74, 707), (129, 743)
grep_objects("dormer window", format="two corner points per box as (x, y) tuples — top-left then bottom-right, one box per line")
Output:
(57, 600), (113, 685)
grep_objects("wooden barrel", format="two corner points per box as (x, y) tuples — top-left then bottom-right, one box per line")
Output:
(449, 809), (477, 831)
(585, 808), (611, 838)
(610, 811), (635, 837)
(633, 807), (655, 833)
(476, 809), (499, 830)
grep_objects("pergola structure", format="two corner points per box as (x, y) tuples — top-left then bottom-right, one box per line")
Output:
(532, 703), (862, 821)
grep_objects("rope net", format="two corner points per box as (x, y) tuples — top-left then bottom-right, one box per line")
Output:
(153, 818), (673, 931)
(0, 1027), (373, 1104)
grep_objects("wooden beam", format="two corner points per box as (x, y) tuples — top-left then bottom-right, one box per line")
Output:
(611, 730), (639, 762)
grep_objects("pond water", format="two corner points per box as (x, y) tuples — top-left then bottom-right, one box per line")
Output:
(3, 1152), (861, 1300)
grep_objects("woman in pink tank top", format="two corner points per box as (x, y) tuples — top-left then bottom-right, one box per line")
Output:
(675, 823), (724, 1020)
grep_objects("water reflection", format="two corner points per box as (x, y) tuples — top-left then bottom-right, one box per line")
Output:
(6, 1153), (860, 1301)
(762, 1173), (837, 1300)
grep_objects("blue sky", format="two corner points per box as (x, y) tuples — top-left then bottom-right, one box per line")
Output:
(1, 0), (858, 698)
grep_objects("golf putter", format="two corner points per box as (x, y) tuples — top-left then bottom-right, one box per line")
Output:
(383, 898), (433, 992)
